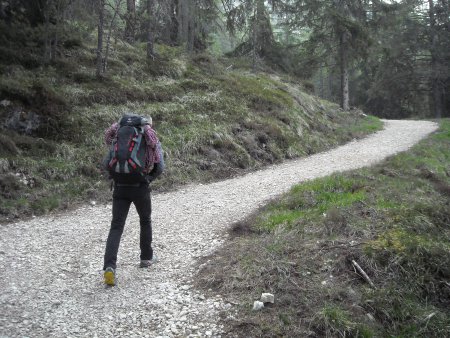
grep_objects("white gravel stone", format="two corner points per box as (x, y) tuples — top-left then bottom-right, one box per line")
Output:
(260, 293), (274, 304)
(0, 120), (437, 337)
(252, 301), (264, 311)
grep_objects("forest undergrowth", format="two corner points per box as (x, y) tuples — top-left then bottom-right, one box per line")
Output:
(196, 120), (450, 337)
(0, 31), (381, 222)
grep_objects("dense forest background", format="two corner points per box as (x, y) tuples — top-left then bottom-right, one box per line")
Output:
(0, 0), (448, 119)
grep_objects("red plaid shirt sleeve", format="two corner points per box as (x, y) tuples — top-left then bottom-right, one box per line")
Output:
(104, 123), (119, 145)
(143, 125), (160, 171)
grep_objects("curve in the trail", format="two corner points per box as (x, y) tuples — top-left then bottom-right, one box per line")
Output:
(0, 120), (438, 338)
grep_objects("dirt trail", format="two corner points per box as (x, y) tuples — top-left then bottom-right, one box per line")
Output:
(0, 120), (438, 337)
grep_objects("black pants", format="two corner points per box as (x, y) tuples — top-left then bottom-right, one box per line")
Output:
(103, 184), (153, 270)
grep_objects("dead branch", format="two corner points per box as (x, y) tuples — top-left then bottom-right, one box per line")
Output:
(351, 259), (376, 289)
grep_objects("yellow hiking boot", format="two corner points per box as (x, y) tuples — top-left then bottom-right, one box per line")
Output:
(104, 267), (116, 286)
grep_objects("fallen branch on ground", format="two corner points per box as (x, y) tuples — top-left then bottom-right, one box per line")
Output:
(351, 259), (376, 289)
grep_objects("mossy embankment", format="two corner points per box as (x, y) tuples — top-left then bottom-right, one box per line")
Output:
(196, 120), (450, 337)
(0, 36), (381, 222)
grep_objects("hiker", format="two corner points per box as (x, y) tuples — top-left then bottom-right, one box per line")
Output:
(102, 114), (164, 286)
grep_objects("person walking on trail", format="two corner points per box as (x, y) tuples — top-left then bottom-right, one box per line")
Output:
(102, 114), (164, 286)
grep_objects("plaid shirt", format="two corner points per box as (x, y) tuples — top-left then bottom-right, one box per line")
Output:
(104, 122), (160, 173)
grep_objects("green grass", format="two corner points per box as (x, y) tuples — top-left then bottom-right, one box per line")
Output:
(316, 305), (374, 338)
(196, 119), (450, 337)
(0, 31), (382, 221)
(257, 176), (367, 231)
(348, 114), (383, 133)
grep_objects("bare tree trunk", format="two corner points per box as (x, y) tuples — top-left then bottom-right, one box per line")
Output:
(146, 0), (154, 58)
(44, 7), (51, 64)
(177, 0), (194, 51)
(429, 0), (443, 119)
(255, 0), (265, 55)
(319, 64), (324, 98)
(169, 0), (179, 45)
(52, 14), (58, 61)
(124, 0), (136, 44)
(186, 0), (195, 52)
(328, 55), (334, 100)
(104, 0), (122, 73)
(177, 0), (187, 45)
(251, 5), (258, 71)
(51, 0), (65, 62)
(340, 30), (350, 110)
(96, 0), (104, 78)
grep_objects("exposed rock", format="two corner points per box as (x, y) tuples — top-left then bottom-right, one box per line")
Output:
(0, 158), (9, 173)
(252, 301), (264, 311)
(260, 293), (274, 304)
(0, 99), (11, 107)
(5, 111), (40, 135)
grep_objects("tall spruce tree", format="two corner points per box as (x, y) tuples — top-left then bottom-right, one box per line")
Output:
(352, 0), (449, 117)
(275, 0), (370, 110)
(224, 0), (276, 61)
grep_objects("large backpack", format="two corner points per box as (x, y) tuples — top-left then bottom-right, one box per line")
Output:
(105, 114), (149, 184)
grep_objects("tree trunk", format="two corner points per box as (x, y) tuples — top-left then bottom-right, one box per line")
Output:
(52, 33), (58, 61)
(96, 0), (104, 78)
(44, 6), (51, 64)
(319, 64), (324, 98)
(429, 0), (443, 119)
(255, 0), (265, 55)
(177, 0), (187, 46)
(187, 0), (195, 52)
(177, 0), (194, 51)
(340, 30), (350, 110)
(104, 0), (121, 73)
(169, 0), (179, 45)
(51, 12), (58, 62)
(251, 5), (258, 71)
(147, 0), (154, 58)
(328, 55), (334, 100)
(124, 0), (136, 44)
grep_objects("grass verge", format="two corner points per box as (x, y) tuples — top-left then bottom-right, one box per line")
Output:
(195, 119), (450, 337)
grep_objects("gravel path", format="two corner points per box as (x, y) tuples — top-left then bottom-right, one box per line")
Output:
(0, 120), (438, 338)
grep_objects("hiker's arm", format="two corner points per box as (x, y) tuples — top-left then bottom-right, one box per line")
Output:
(104, 123), (119, 145)
(143, 125), (158, 147)
(146, 142), (165, 183)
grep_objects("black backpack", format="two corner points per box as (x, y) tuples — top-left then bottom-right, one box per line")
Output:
(105, 114), (150, 184)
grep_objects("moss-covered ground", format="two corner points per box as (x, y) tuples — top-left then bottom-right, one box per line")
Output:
(0, 35), (381, 222)
(196, 120), (450, 337)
